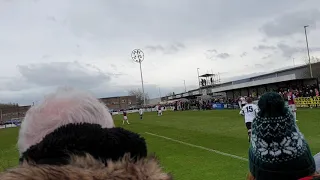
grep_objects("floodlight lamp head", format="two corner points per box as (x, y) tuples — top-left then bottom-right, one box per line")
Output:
(131, 49), (144, 63)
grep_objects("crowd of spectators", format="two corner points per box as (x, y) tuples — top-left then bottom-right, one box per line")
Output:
(277, 84), (319, 99)
(112, 84), (320, 112)
(161, 84), (320, 111)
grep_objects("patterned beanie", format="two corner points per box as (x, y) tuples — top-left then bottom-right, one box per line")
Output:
(249, 92), (315, 180)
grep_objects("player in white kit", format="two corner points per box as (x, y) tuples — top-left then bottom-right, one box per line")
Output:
(240, 97), (259, 142)
(139, 108), (144, 120)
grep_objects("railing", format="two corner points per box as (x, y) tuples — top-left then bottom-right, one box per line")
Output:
(295, 97), (320, 108)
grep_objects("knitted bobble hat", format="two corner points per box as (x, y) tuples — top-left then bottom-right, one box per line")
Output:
(249, 92), (315, 180)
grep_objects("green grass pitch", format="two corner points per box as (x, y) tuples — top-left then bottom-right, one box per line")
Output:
(1, 109), (320, 179)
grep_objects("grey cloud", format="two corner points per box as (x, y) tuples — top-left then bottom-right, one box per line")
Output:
(175, 43), (185, 49)
(243, 63), (264, 70)
(261, 9), (320, 37)
(110, 64), (117, 71)
(277, 43), (320, 57)
(46, 16), (56, 22)
(262, 54), (272, 59)
(145, 43), (185, 54)
(0, 77), (36, 91)
(296, 40), (304, 44)
(62, 0), (304, 42)
(0, 88), (47, 105)
(207, 49), (217, 53)
(1, 0), (318, 105)
(205, 50), (231, 60)
(260, 38), (268, 43)
(0, 61), (121, 105)
(254, 64), (264, 68)
(277, 43), (300, 57)
(41, 54), (52, 59)
(216, 53), (231, 59)
(145, 45), (164, 52)
(17, 61), (112, 88)
(205, 49), (217, 60)
(240, 52), (247, 57)
(254, 45), (277, 51)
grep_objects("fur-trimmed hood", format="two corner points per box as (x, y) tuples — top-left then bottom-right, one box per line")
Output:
(6, 123), (172, 179)
(0, 154), (172, 180)
(19, 123), (147, 165)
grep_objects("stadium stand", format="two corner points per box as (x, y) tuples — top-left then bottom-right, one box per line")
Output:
(165, 62), (320, 108)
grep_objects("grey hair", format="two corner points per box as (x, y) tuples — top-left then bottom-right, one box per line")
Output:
(18, 87), (114, 154)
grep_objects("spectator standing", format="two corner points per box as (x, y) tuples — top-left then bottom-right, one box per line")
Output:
(248, 92), (316, 180)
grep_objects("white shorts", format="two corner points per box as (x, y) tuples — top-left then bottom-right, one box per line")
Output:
(124, 116), (128, 120)
(158, 110), (162, 113)
(288, 104), (297, 112)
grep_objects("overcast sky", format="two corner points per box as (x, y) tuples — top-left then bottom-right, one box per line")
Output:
(1, 0), (320, 105)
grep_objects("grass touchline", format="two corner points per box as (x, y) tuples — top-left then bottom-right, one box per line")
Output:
(145, 132), (248, 162)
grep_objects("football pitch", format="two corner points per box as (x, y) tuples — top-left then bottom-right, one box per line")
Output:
(1, 109), (320, 179)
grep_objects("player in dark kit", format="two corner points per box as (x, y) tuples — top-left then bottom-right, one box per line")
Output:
(157, 105), (162, 116)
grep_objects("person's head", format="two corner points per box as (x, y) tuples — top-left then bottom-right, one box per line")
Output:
(246, 97), (253, 104)
(247, 172), (320, 180)
(18, 87), (148, 167)
(249, 92), (315, 180)
(18, 87), (115, 155)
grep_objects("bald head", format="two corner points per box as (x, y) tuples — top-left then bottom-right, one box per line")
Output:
(18, 87), (114, 154)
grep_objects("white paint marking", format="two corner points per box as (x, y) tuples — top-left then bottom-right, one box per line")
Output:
(145, 132), (248, 162)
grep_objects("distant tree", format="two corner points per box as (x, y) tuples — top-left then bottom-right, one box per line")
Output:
(128, 89), (150, 106)
(166, 92), (175, 96)
(312, 56), (320, 63)
(304, 56), (320, 64)
(0, 103), (19, 109)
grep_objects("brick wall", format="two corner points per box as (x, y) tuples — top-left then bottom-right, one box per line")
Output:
(0, 106), (30, 122)
(100, 96), (137, 110)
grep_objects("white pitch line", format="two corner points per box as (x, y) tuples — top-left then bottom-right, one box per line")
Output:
(145, 132), (248, 162)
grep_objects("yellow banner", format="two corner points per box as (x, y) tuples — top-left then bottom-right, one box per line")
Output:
(295, 97), (320, 107)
